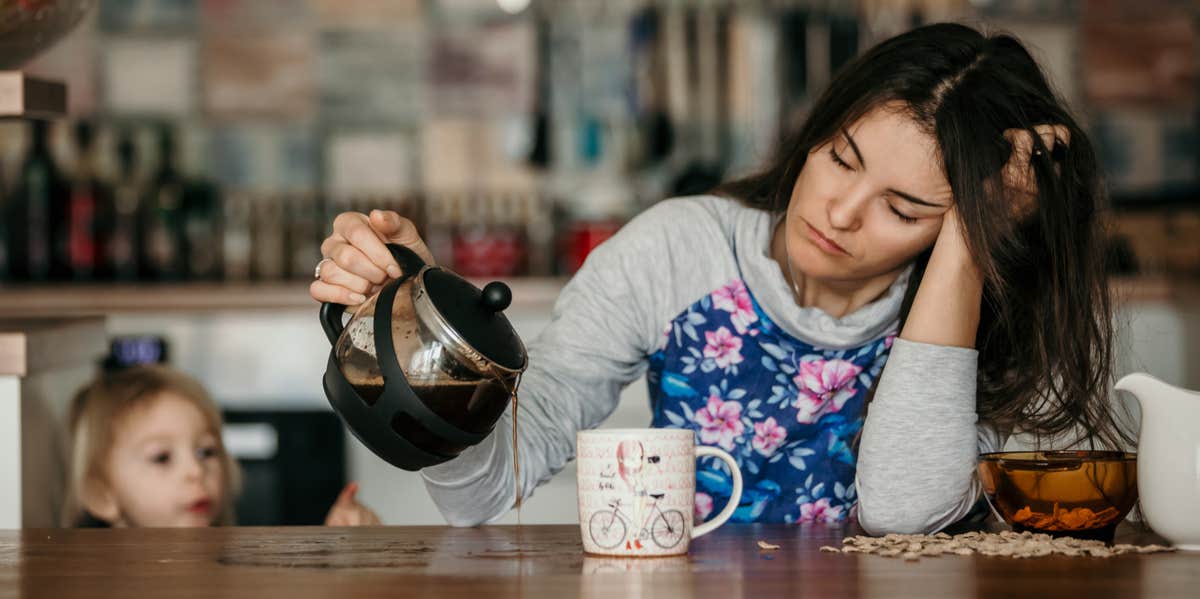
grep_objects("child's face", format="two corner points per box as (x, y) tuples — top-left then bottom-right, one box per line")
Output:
(101, 393), (226, 527)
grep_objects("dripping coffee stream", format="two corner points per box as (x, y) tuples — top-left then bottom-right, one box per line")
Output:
(485, 363), (524, 521)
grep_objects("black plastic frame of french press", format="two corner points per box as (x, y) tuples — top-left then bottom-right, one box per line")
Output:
(321, 265), (486, 471)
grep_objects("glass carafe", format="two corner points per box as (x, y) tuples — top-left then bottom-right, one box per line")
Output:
(320, 244), (526, 470)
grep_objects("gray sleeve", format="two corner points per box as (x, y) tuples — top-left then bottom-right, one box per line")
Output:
(854, 338), (1002, 535)
(420, 204), (694, 526)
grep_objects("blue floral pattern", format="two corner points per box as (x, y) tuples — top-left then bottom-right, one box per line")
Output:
(647, 278), (895, 524)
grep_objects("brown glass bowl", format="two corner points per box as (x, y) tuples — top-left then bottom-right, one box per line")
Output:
(978, 451), (1137, 542)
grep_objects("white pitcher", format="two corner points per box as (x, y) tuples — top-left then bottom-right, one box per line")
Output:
(1114, 373), (1200, 551)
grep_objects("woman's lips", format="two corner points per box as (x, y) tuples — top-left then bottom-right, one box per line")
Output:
(188, 498), (213, 515)
(804, 221), (850, 256)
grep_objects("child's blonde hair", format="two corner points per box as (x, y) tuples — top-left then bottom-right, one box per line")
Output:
(61, 365), (241, 527)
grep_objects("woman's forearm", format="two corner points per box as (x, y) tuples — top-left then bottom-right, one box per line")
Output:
(900, 214), (983, 348)
(856, 212), (990, 534)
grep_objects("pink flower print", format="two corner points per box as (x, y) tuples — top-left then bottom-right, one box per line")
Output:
(798, 498), (843, 523)
(712, 279), (758, 334)
(694, 395), (745, 450)
(885, 333), (897, 349)
(751, 417), (787, 456)
(694, 492), (713, 522)
(792, 358), (863, 423)
(703, 326), (744, 368)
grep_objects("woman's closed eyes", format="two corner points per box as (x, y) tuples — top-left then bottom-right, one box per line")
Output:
(829, 145), (921, 224)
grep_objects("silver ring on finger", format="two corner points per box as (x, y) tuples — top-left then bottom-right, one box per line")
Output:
(314, 257), (333, 280)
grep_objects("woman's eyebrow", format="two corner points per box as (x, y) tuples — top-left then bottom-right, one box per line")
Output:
(841, 129), (948, 208)
(891, 188), (947, 208)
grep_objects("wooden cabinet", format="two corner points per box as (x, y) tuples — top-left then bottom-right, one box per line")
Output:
(0, 318), (107, 528)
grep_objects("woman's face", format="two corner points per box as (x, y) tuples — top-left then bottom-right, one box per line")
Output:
(783, 104), (953, 284)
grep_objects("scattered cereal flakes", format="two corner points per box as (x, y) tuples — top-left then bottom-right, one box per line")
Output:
(819, 546), (840, 553)
(757, 541), (780, 551)
(822, 531), (1176, 561)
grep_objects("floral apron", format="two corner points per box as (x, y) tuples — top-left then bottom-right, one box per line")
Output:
(647, 277), (895, 524)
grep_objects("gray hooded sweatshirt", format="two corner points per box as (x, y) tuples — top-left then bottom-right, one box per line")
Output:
(422, 195), (1001, 533)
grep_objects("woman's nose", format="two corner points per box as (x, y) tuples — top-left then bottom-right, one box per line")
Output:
(827, 181), (871, 231)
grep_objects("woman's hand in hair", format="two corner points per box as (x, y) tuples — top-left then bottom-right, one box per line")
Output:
(325, 482), (382, 526)
(310, 210), (435, 308)
(1002, 124), (1070, 220)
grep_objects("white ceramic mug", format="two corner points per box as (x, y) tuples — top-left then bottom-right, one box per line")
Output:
(576, 428), (743, 557)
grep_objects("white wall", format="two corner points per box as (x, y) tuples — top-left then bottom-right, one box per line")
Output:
(0, 377), (21, 529)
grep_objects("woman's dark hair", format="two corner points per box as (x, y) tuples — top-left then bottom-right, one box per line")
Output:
(718, 23), (1130, 449)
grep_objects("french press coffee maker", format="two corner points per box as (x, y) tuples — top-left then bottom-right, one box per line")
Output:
(320, 244), (527, 470)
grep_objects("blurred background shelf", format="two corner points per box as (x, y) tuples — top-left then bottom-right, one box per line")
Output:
(0, 278), (566, 317)
(0, 276), (1196, 319)
(1111, 276), (1200, 305)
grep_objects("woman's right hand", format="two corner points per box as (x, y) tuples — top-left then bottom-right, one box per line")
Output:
(309, 210), (435, 307)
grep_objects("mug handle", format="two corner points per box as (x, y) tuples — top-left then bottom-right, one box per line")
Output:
(691, 445), (743, 539)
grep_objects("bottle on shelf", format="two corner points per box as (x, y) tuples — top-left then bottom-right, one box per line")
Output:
(494, 193), (530, 277)
(183, 178), (222, 281)
(556, 172), (630, 276)
(251, 193), (286, 281)
(6, 119), (69, 281)
(285, 192), (322, 281)
(450, 193), (486, 277)
(67, 120), (112, 281)
(139, 122), (187, 281)
(108, 128), (142, 282)
(222, 190), (252, 282)
(449, 192), (530, 278)
(522, 193), (554, 277)
(0, 164), (9, 281)
(423, 191), (456, 269)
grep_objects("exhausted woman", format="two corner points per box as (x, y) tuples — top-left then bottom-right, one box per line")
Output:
(309, 23), (1129, 534)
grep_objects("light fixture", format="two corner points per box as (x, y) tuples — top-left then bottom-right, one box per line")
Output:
(496, 0), (531, 15)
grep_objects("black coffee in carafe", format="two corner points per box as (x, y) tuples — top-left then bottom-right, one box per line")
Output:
(345, 378), (513, 455)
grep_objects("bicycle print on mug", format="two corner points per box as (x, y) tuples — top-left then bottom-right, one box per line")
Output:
(577, 429), (743, 557)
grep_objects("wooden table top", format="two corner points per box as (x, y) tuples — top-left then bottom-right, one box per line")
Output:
(2, 523), (1195, 598)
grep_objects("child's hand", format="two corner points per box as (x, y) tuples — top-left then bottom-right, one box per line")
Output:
(324, 482), (382, 526)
